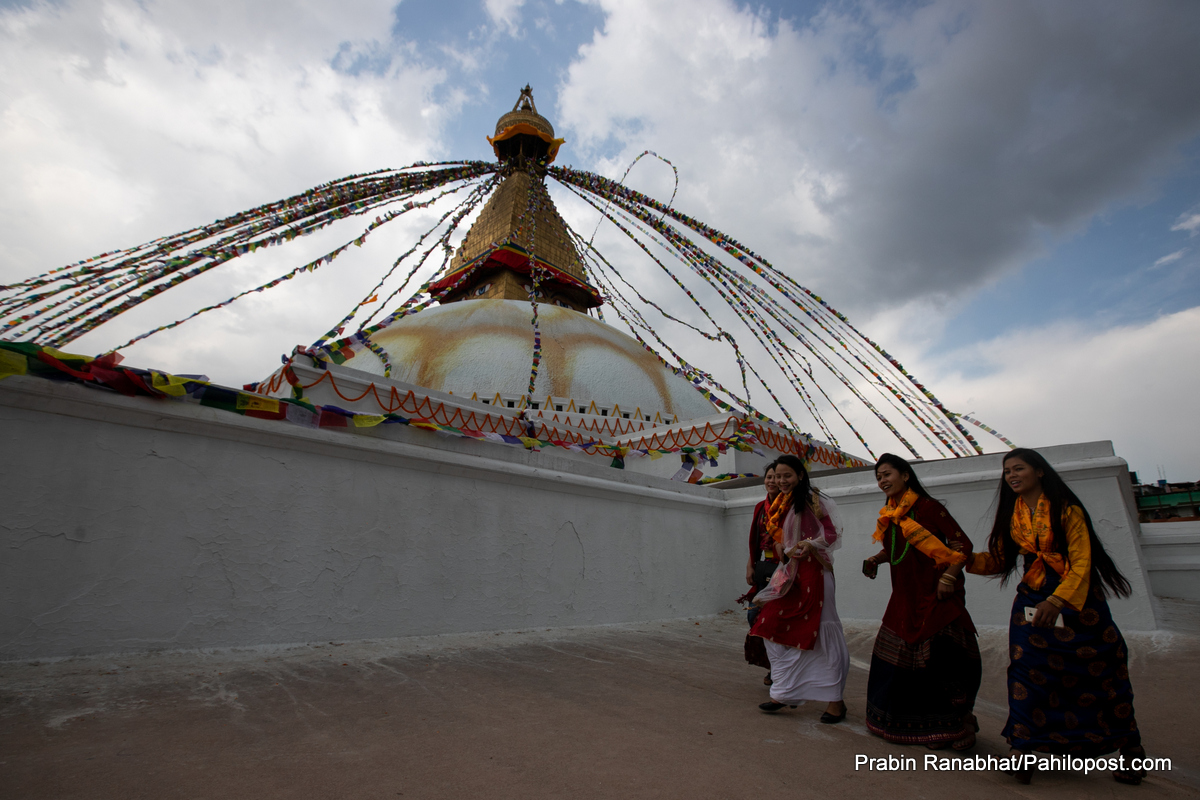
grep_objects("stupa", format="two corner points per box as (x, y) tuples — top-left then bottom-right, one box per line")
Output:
(293, 87), (715, 429)
(250, 87), (846, 478)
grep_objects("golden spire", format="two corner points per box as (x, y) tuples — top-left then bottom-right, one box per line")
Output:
(431, 87), (600, 311)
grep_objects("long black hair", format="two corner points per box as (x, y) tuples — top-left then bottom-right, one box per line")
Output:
(986, 448), (1131, 598)
(772, 454), (815, 514)
(874, 453), (936, 502)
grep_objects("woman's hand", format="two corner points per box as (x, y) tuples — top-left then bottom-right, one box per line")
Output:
(936, 566), (962, 600)
(1031, 600), (1062, 628)
(745, 562), (755, 587)
(786, 540), (814, 560)
(862, 557), (879, 580)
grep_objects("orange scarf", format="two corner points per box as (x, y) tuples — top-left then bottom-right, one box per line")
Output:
(765, 490), (827, 545)
(873, 489), (965, 568)
(1010, 495), (1068, 590)
(765, 490), (792, 544)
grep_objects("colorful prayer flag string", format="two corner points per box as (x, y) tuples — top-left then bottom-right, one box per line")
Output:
(0, 147), (1014, 464)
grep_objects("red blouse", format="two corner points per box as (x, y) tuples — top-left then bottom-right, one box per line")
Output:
(880, 496), (976, 644)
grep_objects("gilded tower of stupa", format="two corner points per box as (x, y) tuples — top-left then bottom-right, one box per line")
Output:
(429, 86), (602, 312)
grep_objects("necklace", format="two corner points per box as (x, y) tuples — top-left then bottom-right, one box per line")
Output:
(888, 520), (912, 565)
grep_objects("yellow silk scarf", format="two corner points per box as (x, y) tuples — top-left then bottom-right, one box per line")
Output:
(766, 490), (792, 544)
(873, 489), (966, 568)
(1010, 495), (1068, 590)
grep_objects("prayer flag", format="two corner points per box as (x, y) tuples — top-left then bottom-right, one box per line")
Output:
(0, 349), (28, 381)
(284, 402), (319, 428)
(318, 408), (349, 427)
(236, 394), (280, 414)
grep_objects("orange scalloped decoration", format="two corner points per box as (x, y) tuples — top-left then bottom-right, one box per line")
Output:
(488, 123), (565, 163)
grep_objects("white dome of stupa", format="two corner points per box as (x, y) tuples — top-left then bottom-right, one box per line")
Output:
(337, 299), (716, 423)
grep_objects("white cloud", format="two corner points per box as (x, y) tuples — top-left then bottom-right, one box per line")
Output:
(1172, 211), (1200, 235)
(926, 306), (1200, 481)
(557, 0), (1200, 314)
(2, 0), (1199, 475)
(484, 0), (528, 36)
(0, 0), (457, 381)
(1153, 249), (1186, 267)
(547, 0), (1200, 468)
(0, 0), (449, 260)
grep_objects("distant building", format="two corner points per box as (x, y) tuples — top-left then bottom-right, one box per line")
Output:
(1131, 473), (1200, 522)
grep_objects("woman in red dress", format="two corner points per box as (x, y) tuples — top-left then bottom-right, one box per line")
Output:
(743, 464), (780, 682)
(750, 455), (849, 723)
(863, 453), (981, 750)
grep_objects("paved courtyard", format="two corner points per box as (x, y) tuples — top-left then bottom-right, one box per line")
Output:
(2, 615), (1198, 799)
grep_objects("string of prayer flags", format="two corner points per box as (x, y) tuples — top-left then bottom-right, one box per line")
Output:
(0, 144), (1015, 461)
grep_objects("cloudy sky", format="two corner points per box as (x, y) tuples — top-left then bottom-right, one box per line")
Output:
(2, 0), (1198, 480)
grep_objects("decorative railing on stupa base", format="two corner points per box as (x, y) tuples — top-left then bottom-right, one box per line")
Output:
(0, 342), (868, 476)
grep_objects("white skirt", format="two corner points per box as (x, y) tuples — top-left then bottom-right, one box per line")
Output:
(765, 570), (850, 704)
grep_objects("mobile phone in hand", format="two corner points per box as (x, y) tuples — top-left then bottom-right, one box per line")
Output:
(1024, 606), (1066, 627)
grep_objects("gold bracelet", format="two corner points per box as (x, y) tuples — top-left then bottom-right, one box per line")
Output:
(939, 573), (957, 584)
(1045, 595), (1065, 610)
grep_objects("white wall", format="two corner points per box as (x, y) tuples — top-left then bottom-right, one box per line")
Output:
(1139, 519), (1200, 601)
(0, 376), (742, 660)
(0, 375), (1158, 660)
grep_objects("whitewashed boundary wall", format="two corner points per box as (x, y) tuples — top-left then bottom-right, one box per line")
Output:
(0, 377), (741, 660)
(1139, 519), (1200, 602)
(0, 376), (1157, 659)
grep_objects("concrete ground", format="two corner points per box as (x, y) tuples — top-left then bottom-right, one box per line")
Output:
(2, 615), (1198, 799)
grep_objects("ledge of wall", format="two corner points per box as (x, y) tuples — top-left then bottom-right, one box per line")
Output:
(0, 377), (740, 660)
(1140, 519), (1200, 601)
(0, 376), (1161, 660)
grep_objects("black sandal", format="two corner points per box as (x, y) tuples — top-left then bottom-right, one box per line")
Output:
(1114, 746), (1147, 786)
(763, 674), (773, 686)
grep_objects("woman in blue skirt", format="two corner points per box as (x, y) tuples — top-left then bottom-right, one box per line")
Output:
(968, 448), (1146, 785)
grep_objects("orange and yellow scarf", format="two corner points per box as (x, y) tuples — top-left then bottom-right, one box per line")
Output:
(765, 490), (792, 545)
(1010, 495), (1068, 590)
(873, 489), (965, 568)
(765, 490), (826, 545)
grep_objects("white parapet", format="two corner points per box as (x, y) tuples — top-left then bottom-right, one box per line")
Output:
(1139, 519), (1200, 602)
(0, 373), (738, 660)
(0, 372), (1160, 659)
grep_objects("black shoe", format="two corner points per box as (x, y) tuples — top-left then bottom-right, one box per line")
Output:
(1009, 751), (1033, 785)
(759, 701), (796, 712)
(763, 674), (773, 686)
(820, 707), (846, 724)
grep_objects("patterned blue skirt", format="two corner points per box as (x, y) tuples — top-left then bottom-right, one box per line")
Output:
(1003, 568), (1140, 755)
